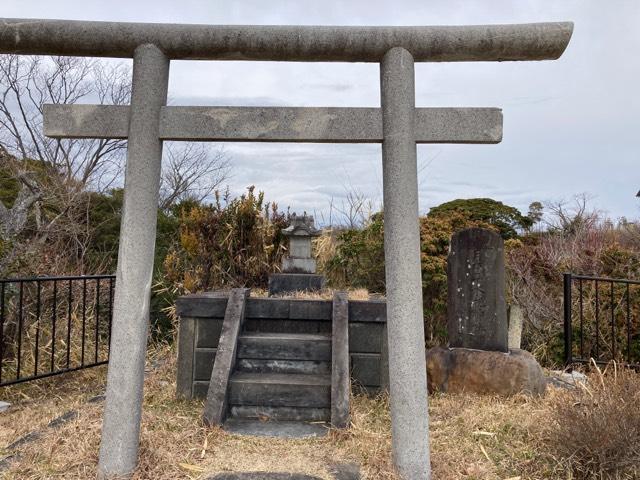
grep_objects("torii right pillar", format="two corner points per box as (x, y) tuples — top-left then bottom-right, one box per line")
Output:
(378, 34), (572, 477)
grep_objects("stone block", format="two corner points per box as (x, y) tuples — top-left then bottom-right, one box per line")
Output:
(245, 298), (292, 318)
(203, 288), (250, 426)
(426, 347), (546, 396)
(289, 236), (312, 258)
(288, 299), (332, 320)
(331, 292), (350, 428)
(348, 300), (387, 322)
(508, 304), (524, 350)
(193, 381), (209, 398)
(282, 257), (317, 274)
(176, 294), (227, 318)
(176, 316), (196, 398)
(348, 323), (384, 353)
(196, 318), (224, 348)
(194, 349), (217, 381)
(350, 353), (381, 387)
(268, 273), (325, 295)
(244, 318), (330, 334)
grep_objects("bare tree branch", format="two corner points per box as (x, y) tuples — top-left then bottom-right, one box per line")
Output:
(0, 166), (41, 239)
(331, 181), (377, 229)
(0, 55), (129, 190)
(159, 142), (231, 210)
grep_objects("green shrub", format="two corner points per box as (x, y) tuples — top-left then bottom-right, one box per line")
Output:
(322, 213), (385, 293)
(428, 197), (533, 240)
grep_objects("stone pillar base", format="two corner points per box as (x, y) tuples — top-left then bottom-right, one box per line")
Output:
(426, 347), (546, 396)
(268, 273), (325, 296)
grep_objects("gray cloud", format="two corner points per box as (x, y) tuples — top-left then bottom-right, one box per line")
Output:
(3, 0), (639, 220)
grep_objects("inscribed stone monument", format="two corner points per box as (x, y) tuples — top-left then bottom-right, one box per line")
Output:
(427, 227), (545, 396)
(447, 228), (508, 352)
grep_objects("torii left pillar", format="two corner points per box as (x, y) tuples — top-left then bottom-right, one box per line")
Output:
(97, 44), (169, 479)
(380, 47), (430, 478)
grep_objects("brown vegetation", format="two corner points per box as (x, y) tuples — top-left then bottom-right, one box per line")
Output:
(543, 363), (640, 479)
(161, 187), (289, 294)
(506, 197), (640, 365)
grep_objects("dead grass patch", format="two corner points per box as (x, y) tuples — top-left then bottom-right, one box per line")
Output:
(251, 288), (373, 301)
(541, 363), (640, 479)
(0, 345), (384, 479)
(3, 347), (636, 479)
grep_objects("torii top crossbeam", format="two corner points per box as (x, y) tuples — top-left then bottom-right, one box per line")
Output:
(0, 18), (572, 61)
(0, 17), (573, 480)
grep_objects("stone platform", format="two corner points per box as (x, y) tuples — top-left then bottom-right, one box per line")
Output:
(176, 294), (389, 399)
(268, 273), (325, 296)
(209, 461), (360, 479)
(223, 418), (328, 438)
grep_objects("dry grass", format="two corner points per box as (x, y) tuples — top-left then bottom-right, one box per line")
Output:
(0, 345), (394, 480)
(542, 363), (640, 479)
(2, 347), (637, 479)
(251, 287), (374, 301)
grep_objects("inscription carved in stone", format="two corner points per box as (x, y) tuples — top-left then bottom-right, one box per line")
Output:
(447, 228), (508, 352)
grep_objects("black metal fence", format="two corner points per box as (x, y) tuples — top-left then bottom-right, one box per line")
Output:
(0, 275), (115, 387)
(564, 273), (640, 367)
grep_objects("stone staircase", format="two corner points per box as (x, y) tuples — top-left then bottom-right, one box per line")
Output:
(224, 332), (332, 436)
(202, 289), (350, 438)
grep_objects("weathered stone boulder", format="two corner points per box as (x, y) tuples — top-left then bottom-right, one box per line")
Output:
(426, 347), (546, 396)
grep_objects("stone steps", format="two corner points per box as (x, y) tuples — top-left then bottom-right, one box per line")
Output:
(237, 332), (331, 361)
(230, 405), (330, 422)
(236, 332), (331, 376)
(223, 418), (328, 439)
(228, 372), (331, 408)
(225, 331), (333, 431)
(236, 358), (331, 375)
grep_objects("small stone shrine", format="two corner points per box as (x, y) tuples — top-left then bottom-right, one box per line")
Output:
(426, 228), (546, 396)
(268, 213), (326, 295)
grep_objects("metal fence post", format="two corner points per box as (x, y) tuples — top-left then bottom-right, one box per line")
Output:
(563, 272), (573, 366)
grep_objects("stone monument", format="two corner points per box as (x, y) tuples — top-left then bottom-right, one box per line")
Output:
(0, 18), (573, 480)
(447, 228), (508, 352)
(268, 213), (326, 295)
(427, 228), (545, 396)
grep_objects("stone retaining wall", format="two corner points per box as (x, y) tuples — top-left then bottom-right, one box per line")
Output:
(176, 294), (388, 399)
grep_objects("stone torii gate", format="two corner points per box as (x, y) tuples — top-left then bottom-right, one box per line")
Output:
(0, 19), (572, 479)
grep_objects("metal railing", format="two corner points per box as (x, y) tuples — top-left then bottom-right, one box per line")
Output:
(0, 275), (115, 387)
(564, 273), (640, 367)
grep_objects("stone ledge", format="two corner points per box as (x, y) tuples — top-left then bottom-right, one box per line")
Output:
(426, 347), (546, 396)
(268, 273), (325, 296)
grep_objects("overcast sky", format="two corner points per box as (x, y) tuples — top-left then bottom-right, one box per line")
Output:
(3, 1), (639, 222)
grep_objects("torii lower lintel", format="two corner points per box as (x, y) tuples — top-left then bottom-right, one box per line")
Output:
(43, 104), (503, 144)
